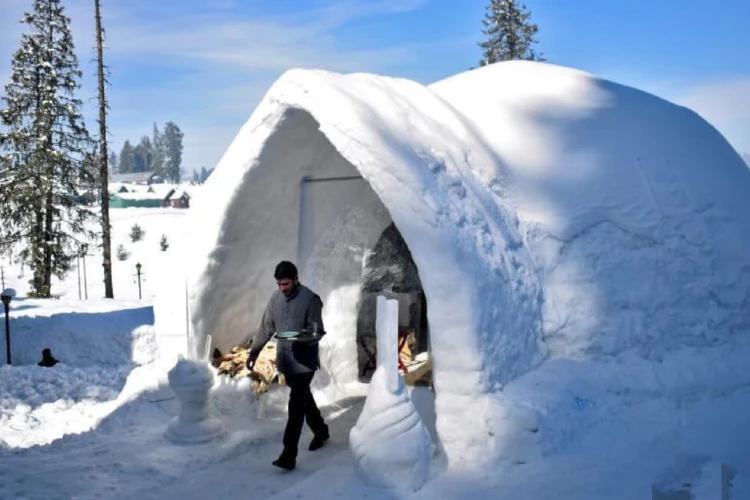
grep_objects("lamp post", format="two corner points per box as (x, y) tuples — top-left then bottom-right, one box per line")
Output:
(1, 288), (16, 365)
(135, 263), (143, 300)
(77, 254), (82, 299)
(79, 243), (89, 300)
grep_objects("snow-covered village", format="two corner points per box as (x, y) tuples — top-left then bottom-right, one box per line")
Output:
(1, 1), (749, 499)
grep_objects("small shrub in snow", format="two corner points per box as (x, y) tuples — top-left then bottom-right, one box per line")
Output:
(116, 244), (130, 261)
(160, 234), (169, 251)
(129, 223), (144, 242)
(27, 285), (50, 298)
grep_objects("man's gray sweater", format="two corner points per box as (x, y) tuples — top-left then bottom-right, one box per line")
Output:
(249, 284), (324, 376)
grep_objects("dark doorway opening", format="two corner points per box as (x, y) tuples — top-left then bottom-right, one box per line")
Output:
(356, 223), (431, 385)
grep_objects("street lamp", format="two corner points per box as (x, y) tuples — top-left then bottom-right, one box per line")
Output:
(79, 243), (89, 300)
(1, 288), (16, 364)
(135, 263), (143, 300)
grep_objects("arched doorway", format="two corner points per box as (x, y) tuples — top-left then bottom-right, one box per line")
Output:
(356, 223), (431, 385)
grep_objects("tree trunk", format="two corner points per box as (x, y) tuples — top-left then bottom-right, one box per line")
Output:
(42, 190), (53, 297)
(33, 209), (45, 295)
(41, 12), (54, 298)
(95, 0), (114, 298)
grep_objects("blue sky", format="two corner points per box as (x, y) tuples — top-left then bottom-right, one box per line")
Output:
(0, 0), (748, 173)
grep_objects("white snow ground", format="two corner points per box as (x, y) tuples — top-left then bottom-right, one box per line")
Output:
(2, 307), (749, 499)
(2, 61), (750, 499)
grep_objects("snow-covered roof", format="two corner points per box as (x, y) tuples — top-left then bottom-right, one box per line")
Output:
(154, 61), (750, 464)
(112, 191), (162, 201)
(147, 184), (178, 198)
(108, 183), (185, 199)
(110, 172), (158, 183)
(166, 189), (189, 200)
(107, 182), (129, 193)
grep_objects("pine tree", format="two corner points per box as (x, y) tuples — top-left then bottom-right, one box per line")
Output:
(151, 122), (165, 177)
(95, 0), (113, 299)
(163, 121), (183, 182)
(118, 140), (135, 173)
(200, 166), (210, 183)
(478, 0), (544, 65)
(108, 151), (117, 174)
(0, 0), (96, 297)
(134, 135), (152, 172)
(192, 169), (199, 183)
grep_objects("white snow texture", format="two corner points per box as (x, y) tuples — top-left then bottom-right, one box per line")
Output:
(154, 60), (750, 465)
(349, 297), (432, 491)
(164, 358), (225, 444)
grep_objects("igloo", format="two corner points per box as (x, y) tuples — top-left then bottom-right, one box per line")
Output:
(154, 60), (750, 464)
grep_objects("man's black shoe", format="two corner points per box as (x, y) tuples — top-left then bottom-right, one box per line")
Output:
(272, 453), (296, 471)
(309, 428), (330, 451)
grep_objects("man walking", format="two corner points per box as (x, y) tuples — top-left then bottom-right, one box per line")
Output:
(246, 261), (330, 470)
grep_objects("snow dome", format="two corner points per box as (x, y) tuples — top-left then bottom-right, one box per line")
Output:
(154, 61), (750, 464)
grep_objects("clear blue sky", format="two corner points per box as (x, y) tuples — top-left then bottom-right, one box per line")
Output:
(1, 0), (748, 171)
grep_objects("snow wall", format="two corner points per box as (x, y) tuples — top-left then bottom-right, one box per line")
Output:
(155, 61), (750, 465)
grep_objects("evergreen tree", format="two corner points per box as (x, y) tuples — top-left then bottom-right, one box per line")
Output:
(200, 166), (210, 183)
(118, 140), (135, 173)
(133, 135), (152, 172)
(151, 122), (165, 177)
(478, 0), (543, 65)
(108, 151), (117, 174)
(163, 121), (183, 182)
(0, 0), (96, 297)
(192, 169), (200, 183)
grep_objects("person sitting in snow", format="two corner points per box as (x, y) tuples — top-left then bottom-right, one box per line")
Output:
(246, 261), (329, 471)
(37, 348), (58, 367)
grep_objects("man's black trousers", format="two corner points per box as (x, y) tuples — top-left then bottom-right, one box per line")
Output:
(283, 371), (326, 457)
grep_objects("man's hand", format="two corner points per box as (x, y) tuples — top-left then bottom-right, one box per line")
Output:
(245, 354), (257, 371)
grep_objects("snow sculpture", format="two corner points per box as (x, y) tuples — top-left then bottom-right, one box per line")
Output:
(165, 357), (224, 444)
(349, 296), (432, 491)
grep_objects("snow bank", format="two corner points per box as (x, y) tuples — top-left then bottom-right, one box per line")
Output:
(0, 298), (157, 367)
(0, 298), (159, 448)
(155, 60), (750, 465)
(0, 363), (132, 448)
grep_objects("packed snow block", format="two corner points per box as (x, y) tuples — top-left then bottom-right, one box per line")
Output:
(690, 462), (735, 500)
(653, 458), (737, 500)
(729, 471), (749, 500)
(350, 297), (432, 492)
(651, 486), (691, 500)
(722, 465), (737, 500)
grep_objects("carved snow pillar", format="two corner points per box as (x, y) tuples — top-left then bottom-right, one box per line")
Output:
(349, 295), (432, 491)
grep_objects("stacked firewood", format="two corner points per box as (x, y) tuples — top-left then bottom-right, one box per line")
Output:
(211, 343), (285, 396)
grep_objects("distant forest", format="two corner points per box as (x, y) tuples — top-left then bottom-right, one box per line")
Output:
(110, 122), (183, 182)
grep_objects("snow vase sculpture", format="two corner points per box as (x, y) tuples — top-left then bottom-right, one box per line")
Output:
(165, 357), (224, 444)
(349, 296), (432, 491)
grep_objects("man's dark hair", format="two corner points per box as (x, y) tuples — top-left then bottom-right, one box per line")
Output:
(274, 261), (298, 280)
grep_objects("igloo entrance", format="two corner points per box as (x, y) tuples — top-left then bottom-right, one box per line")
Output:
(355, 223), (431, 385)
(186, 107), (438, 392)
(297, 176), (432, 388)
